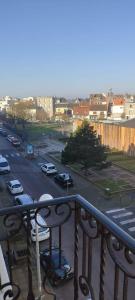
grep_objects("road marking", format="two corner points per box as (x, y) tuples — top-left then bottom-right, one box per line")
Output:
(106, 208), (125, 214)
(113, 212), (133, 219)
(120, 218), (135, 225)
(16, 153), (20, 156)
(5, 154), (9, 157)
(38, 162), (45, 166)
(128, 227), (135, 232)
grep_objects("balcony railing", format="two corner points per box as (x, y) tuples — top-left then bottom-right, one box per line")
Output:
(0, 194), (135, 300)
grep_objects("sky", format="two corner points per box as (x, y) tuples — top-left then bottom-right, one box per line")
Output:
(0, 0), (135, 98)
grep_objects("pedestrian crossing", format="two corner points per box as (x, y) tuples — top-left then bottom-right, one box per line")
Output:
(4, 152), (21, 158)
(105, 207), (135, 237)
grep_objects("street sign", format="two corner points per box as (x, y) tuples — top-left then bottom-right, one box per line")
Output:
(26, 144), (34, 155)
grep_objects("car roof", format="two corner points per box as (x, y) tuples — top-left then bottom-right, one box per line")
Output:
(10, 180), (21, 185)
(39, 194), (53, 201)
(59, 173), (70, 177)
(0, 156), (7, 162)
(31, 214), (47, 227)
(15, 194), (33, 204)
(43, 163), (55, 167)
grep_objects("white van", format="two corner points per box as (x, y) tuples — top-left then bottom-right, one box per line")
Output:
(30, 214), (50, 242)
(0, 156), (10, 173)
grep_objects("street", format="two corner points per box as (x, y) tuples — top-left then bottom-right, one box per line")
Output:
(0, 133), (102, 300)
(0, 134), (135, 300)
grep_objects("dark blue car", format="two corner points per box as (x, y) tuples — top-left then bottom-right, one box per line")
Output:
(40, 248), (74, 286)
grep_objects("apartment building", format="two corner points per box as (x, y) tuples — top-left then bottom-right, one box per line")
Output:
(89, 104), (108, 120)
(36, 96), (55, 119)
(109, 97), (125, 120)
(124, 101), (135, 119)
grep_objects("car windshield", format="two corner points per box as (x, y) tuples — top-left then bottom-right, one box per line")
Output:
(13, 184), (21, 188)
(0, 162), (8, 167)
(49, 166), (55, 170)
(61, 174), (70, 180)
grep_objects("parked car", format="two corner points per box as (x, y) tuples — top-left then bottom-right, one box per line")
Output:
(7, 135), (15, 142)
(54, 173), (73, 187)
(7, 180), (23, 195)
(41, 162), (57, 175)
(11, 138), (21, 147)
(40, 248), (74, 286)
(28, 214), (50, 242)
(14, 193), (35, 217)
(0, 156), (10, 173)
(0, 130), (7, 137)
(14, 193), (34, 206)
(14, 194), (50, 242)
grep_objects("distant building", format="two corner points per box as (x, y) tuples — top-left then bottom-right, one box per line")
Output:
(109, 97), (125, 120)
(89, 93), (107, 105)
(3, 96), (12, 101)
(0, 98), (17, 112)
(55, 102), (73, 121)
(89, 104), (107, 120)
(21, 96), (34, 102)
(72, 105), (90, 119)
(124, 102), (135, 119)
(36, 96), (55, 118)
(0, 99), (9, 111)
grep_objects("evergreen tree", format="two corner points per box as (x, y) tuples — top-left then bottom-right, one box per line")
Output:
(61, 120), (107, 171)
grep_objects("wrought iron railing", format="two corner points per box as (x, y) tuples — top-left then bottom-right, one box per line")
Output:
(0, 194), (135, 300)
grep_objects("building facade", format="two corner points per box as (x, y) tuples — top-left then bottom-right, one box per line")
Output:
(36, 96), (55, 119)
(124, 102), (135, 119)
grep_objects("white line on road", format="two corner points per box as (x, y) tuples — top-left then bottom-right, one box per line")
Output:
(106, 208), (126, 214)
(128, 227), (135, 232)
(113, 212), (133, 219)
(5, 155), (9, 157)
(120, 218), (135, 225)
(16, 153), (20, 156)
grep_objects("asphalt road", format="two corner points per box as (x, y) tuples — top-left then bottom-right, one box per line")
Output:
(0, 134), (135, 300)
(0, 134), (98, 300)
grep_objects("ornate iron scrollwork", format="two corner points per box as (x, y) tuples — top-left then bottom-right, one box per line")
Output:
(106, 233), (135, 278)
(79, 275), (95, 299)
(35, 202), (72, 228)
(79, 208), (101, 239)
(3, 213), (24, 239)
(42, 275), (56, 300)
(0, 281), (20, 300)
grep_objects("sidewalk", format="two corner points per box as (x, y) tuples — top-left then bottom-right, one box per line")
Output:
(5, 232), (54, 300)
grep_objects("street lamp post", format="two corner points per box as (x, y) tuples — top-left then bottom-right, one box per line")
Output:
(35, 194), (54, 300)
(35, 221), (42, 300)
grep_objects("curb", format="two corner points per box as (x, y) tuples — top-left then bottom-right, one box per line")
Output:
(113, 162), (135, 175)
(47, 153), (104, 195)
(47, 153), (135, 197)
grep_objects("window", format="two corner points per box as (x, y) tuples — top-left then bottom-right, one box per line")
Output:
(0, 162), (8, 167)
